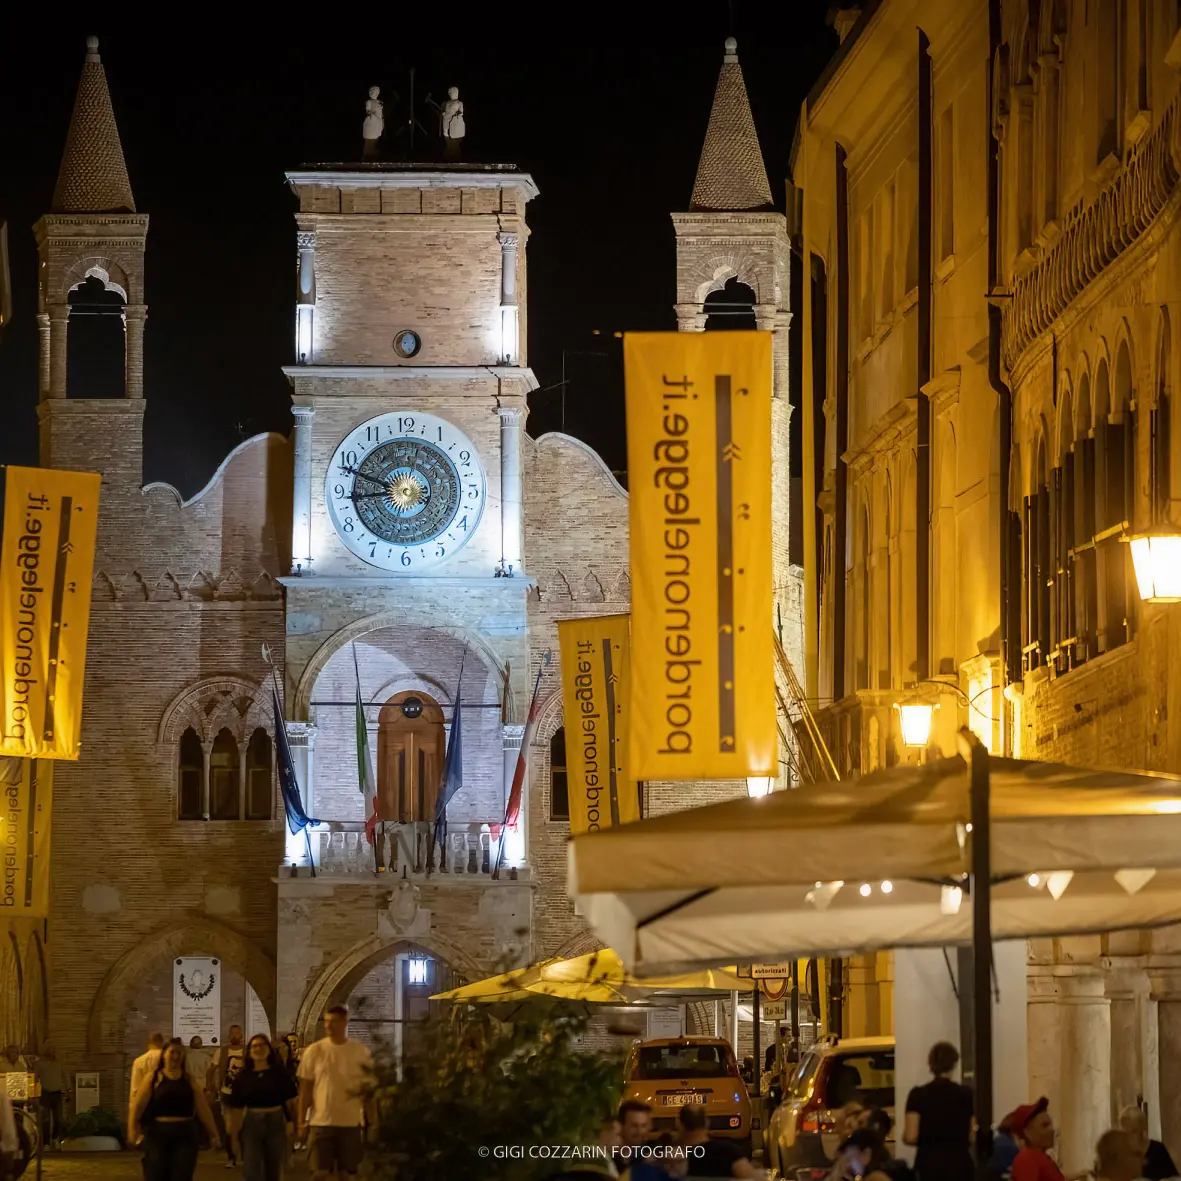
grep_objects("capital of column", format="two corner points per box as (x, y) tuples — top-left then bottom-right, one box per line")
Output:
(502, 722), (526, 750)
(1148, 968), (1181, 1001)
(674, 304), (707, 332)
(292, 405), (316, 424)
(498, 231), (519, 252)
(286, 721), (317, 749)
(124, 304), (148, 324)
(498, 406), (524, 422)
(1027, 964), (1110, 1004)
(296, 231), (316, 250)
(47, 303), (69, 324)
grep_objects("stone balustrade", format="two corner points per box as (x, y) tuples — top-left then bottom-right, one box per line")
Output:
(1002, 94), (1180, 371)
(315, 819), (501, 877)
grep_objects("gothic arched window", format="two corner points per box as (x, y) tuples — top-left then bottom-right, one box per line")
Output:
(66, 275), (125, 399)
(245, 728), (273, 821)
(704, 278), (757, 331)
(178, 728), (204, 821)
(209, 729), (241, 821)
(550, 728), (569, 822)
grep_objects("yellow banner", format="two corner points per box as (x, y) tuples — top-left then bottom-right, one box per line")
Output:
(0, 466), (101, 760)
(557, 615), (640, 834)
(624, 332), (775, 780)
(0, 759), (52, 917)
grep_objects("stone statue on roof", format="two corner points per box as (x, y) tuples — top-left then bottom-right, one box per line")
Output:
(441, 87), (465, 159)
(362, 86), (384, 160)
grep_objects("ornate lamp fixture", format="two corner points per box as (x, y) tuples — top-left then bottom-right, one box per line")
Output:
(1127, 531), (1181, 602)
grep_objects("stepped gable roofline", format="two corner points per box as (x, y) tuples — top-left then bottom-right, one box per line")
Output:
(287, 162), (538, 199)
(52, 36), (136, 214)
(689, 37), (774, 214)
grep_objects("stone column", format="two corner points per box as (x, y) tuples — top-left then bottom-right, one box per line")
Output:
(501, 723), (525, 866)
(48, 304), (68, 399)
(1150, 968), (1181, 1149)
(238, 743), (248, 821)
(1031, 967), (1111, 1176)
(291, 406), (315, 574)
(35, 313), (51, 401)
(674, 303), (707, 333)
(498, 232), (519, 363)
(1107, 962), (1158, 1129)
(200, 740), (213, 821)
(295, 230), (316, 364)
(499, 407), (524, 576)
(124, 305), (147, 399)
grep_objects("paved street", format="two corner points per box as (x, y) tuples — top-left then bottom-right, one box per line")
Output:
(34, 1150), (314, 1178)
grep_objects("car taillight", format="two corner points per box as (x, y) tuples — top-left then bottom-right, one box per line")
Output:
(798, 1092), (833, 1135)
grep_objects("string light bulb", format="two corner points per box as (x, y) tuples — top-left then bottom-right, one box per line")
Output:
(880, 880), (893, 894)
(859, 883), (872, 898)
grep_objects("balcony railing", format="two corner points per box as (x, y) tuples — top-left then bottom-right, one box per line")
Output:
(316, 820), (501, 878)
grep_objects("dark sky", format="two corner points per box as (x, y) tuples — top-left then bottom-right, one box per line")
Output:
(0, 10), (836, 496)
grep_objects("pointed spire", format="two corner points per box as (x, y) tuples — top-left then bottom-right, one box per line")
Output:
(51, 37), (136, 214)
(690, 37), (773, 213)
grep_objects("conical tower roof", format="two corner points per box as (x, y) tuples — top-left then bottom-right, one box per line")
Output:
(690, 38), (773, 213)
(51, 37), (136, 214)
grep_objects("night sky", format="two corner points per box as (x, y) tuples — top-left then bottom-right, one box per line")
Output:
(0, 11), (836, 497)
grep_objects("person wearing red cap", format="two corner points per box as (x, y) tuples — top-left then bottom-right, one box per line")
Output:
(1009, 1098), (1064, 1181)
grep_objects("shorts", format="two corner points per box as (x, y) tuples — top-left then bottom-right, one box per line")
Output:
(309, 1125), (364, 1174)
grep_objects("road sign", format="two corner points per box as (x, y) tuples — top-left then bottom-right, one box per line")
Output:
(751, 962), (792, 979)
(760, 1000), (787, 1021)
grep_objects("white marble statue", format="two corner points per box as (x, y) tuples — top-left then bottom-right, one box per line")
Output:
(363, 86), (384, 159)
(442, 86), (465, 158)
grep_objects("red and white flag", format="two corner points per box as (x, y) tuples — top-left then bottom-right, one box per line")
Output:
(496, 655), (549, 876)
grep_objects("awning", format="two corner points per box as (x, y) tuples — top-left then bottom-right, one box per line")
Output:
(568, 755), (1181, 974)
(431, 948), (755, 1003)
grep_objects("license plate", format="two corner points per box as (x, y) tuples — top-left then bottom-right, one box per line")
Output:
(663, 1092), (704, 1106)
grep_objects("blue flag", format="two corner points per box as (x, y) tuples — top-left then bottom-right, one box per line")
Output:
(271, 676), (319, 836)
(433, 676), (464, 836)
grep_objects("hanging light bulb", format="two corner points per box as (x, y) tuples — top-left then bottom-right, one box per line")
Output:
(859, 883), (872, 898)
(940, 885), (963, 915)
(880, 881), (893, 894)
(1027, 873), (1041, 888)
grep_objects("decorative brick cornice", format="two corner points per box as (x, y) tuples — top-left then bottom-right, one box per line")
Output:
(1002, 96), (1181, 372)
(91, 568), (284, 603)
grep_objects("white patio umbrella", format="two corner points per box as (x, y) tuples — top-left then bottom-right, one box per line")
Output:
(567, 753), (1181, 976)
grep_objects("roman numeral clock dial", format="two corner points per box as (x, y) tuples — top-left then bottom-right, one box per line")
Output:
(326, 412), (487, 571)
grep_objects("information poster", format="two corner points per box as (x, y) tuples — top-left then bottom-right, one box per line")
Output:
(174, 956), (221, 1045)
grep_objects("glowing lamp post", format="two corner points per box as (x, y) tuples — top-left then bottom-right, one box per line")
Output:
(897, 702), (935, 749)
(746, 776), (774, 798)
(1127, 532), (1181, 602)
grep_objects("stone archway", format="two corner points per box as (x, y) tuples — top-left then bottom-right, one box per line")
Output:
(87, 917), (275, 1057)
(293, 931), (484, 1046)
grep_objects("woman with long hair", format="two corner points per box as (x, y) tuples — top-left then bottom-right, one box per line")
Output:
(129, 1039), (220, 1181)
(225, 1034), (298, 1181)
(902, 1041), (975, 1181)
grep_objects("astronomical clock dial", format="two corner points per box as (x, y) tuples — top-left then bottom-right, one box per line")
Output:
(325, 412), (486, 571)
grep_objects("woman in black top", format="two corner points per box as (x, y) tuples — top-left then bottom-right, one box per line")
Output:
(225, 1034), (299, 1181)
(130, 1039), (220, 1181)
(902, 1042), (974, 1181)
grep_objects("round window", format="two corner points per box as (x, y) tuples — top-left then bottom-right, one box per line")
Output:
(393, 330), (423, 359)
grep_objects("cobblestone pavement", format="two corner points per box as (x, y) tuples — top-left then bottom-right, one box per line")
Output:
(34, 1149), (313, 1177)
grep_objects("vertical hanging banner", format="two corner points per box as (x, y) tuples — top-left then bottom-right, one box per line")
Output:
(0, 758), (53, 918)
(174, 957), (222, 1045)
(557, 615), (640, 833)
(0, 465), (101, 760)
(624, 332), (775, 780)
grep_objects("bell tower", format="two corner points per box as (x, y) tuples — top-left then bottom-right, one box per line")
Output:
(35, 36), (148, 482)
(671, 36), (802, 692)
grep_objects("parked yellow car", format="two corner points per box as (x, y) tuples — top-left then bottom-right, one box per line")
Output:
(621, 1036), (754, 1155)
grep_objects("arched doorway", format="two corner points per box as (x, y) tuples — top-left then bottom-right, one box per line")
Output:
(377, 691), (446, 822)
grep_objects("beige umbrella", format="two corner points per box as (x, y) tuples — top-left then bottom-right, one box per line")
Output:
(568, 754), (1181, 976)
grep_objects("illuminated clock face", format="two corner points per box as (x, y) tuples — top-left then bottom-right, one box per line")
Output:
(326, 411), (486, 571)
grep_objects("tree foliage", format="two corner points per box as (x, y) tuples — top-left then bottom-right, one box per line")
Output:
(366, 1006), (625, 1181)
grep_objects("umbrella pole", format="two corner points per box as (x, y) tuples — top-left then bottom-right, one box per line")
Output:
(730, 991), (739, 1056)
(960, 727), (994, 1172)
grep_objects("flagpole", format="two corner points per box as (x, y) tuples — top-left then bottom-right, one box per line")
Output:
(433, 651), (466, 867)
(352, 643), (380, 877)
(493, 655), (548, 880)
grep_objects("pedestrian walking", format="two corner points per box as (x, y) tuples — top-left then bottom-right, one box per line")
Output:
(213, 1023), (247, 1167)
(128, 1032), (164, 1132)
(225, 1034), (298, 1181)
(1118, 1105), (1178, 1180)
(1008, 1098), (1064, 1181)
(678, 1102), (757, 1178)
(129, 1039), (220, 1181)
(1094, 1129), (1146, 1181)
(902, 1042), (974, 1181)
(296, 1004), (375, 1181)
(32, 1045), (66, 1148)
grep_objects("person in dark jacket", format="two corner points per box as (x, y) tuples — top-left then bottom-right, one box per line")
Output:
(1119, 1105), (1179, 1181)
(989, 1111), (1021, 1181)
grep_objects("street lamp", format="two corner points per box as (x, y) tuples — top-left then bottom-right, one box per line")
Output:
(1127, 531), (1181, 602)
(746, 776), (774, 798)
(897, 702), (936, 748)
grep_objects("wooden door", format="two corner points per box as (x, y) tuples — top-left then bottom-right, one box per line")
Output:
(377, 692), (446, 822)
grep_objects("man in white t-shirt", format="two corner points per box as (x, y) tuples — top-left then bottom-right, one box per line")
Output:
(127, 1032), (164, 1131)
(297, 1004), (375, 1180)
